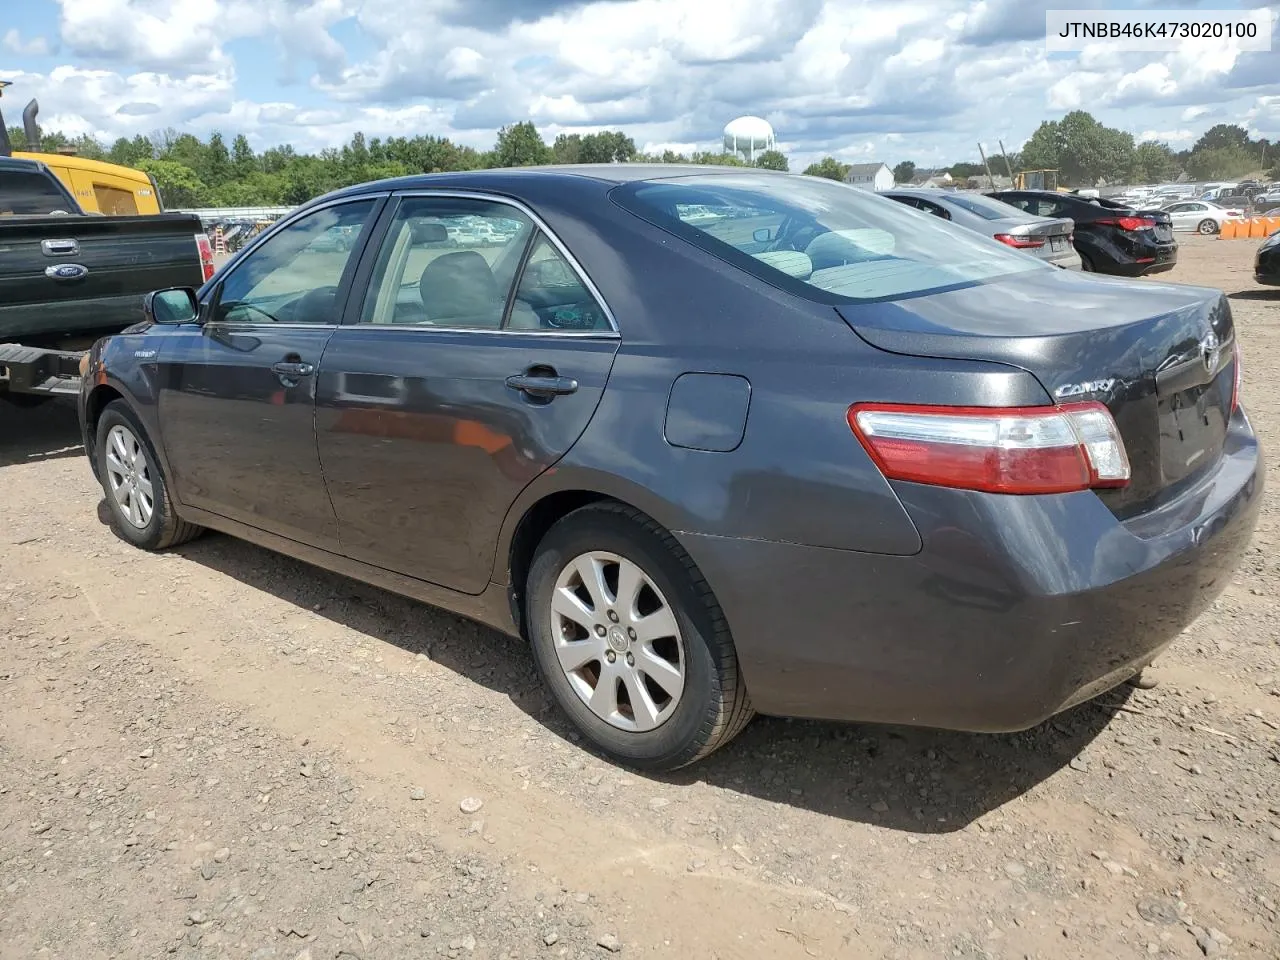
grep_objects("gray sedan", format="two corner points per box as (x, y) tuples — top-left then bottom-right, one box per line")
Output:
(79, 167), (1258, 771)
(884, 188), (1081, 269)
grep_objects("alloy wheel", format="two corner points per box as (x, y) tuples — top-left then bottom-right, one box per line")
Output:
(104, 424), (155, 529)
(549, 551), (686, 732)
(1198, 219), (1218, 235)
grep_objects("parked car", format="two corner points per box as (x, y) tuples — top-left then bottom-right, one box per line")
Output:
(990, 190), (1177, 275)
(79, 167), (1261, 770)
(1159, 199), (1244, 235)
(882, 188), (1080, 269)
(1256, 229), (1280, 285)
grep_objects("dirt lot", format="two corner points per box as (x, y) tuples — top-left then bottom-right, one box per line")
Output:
(1, 236), (1278, 960)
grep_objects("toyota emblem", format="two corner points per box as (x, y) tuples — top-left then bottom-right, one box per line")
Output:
(1200, 331), (1221, 373)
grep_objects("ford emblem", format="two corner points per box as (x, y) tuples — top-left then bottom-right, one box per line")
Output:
(45, 263), (89, 281)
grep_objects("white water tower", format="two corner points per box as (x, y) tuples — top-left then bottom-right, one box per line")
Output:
(723, 116), (776, 163)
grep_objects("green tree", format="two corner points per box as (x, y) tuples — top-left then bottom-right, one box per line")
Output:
(1017, 111), (1134, 186)
(231, 134), (256, 179)
(947, 161), (987, 180)
(755, 150), (789, 171)
(199, 132), (231, 186)
(577, 130), (636, 163)
(1130, 141), (1178, 183)
(802, 156), (849, 180)
(136, 159), (208, 207)
(1192, 124), (1250, 155)
(691, 151), (745, 166)
(552, 133), (582, 164)
(493, 122), (550, 167)
(892, 160), (916, 184)
(1185, 146), (1258, 181)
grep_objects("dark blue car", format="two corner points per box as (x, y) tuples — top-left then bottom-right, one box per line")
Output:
(78, 166), (1263, 770)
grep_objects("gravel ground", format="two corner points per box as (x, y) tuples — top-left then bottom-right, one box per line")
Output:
(1, 235), (1278, 960)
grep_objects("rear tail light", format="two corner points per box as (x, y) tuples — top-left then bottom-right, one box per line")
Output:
(1097, 216), (1156, 231)
(194, 233), (216, 283)
(993, 233), (1046, 249)
(848, 402), (1131, 495)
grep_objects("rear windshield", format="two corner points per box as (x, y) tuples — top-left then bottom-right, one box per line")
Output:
(0, 170), (76, 216)
(940, 192), (1030, 221)
(612, 173), (1044, 303)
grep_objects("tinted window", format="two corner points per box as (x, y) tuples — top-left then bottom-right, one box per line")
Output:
(0, 170), (76, 215)
(360, 196), (534, 329)
(216, 199), (376, 324)
(615, 174), (1043, 303)
(509, 233), (611, 331)
(943, 193), (1028, 221)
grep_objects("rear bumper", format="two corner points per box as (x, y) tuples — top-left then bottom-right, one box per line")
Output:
(679, 411), (1262, 731)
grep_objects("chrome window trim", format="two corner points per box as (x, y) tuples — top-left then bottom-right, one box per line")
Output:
(381, 189), (621, 337)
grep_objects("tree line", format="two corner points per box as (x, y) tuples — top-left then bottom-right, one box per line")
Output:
(889, 112), (1277, 189)
(3, 110), (1275, 209)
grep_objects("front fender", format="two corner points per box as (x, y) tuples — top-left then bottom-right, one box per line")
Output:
(81, 331), (174, 489)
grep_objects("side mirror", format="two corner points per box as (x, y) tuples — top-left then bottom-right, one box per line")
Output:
(753, 227), (773, 243)
(144, 287), (199, 325)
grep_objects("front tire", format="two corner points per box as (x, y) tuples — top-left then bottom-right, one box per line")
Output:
(526, 503), (753, 771)
(95, 400), (202, 550)
(1197, 219), (1219, 235)
(1079, 253), (1095, 272)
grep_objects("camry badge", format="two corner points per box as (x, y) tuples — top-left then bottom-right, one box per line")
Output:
(1054, 378), (1116, 399)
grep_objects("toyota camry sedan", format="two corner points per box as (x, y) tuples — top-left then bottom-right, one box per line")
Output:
(79, 166), (1262, 771)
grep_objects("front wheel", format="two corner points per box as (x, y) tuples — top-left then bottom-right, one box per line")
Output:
(1197, 219), (1219, 235)
(525, 503), (753, 771)
(95, 400), (203, 550)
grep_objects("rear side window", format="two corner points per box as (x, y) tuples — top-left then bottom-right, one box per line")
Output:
(0, 170), (76, 216)
(614, 174), (1043, 303)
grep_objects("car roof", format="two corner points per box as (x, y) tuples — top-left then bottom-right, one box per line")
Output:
(327, 164), (819, 209)
(330, 163), (774, 198)
(0, 154), (47, 173)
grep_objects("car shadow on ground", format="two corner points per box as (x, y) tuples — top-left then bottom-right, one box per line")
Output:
(1227, 289), (1280, 301)
(100, 515), (1125, 834)
(0, 398), (84, 469)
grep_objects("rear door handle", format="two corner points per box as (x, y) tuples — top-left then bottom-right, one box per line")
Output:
(272, 361), (314, 378)
(505, 374), (578, 398)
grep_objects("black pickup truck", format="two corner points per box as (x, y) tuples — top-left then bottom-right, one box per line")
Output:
(0, 154), (214, 403)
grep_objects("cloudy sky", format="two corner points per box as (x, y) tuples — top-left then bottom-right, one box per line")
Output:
(1, 0), (1278, 169)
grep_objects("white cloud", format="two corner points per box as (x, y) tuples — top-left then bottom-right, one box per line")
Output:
(0, 0), (1271, 169)
(3, 30), (53, 57)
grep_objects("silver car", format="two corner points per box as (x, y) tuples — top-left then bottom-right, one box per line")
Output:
(884, 188), (1081, 269)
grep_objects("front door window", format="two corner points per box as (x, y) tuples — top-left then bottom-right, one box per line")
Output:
(216, 200), (378, 325)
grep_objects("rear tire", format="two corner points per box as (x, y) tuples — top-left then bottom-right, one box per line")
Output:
(1079, 254), (1095, 272)
(525, 503), (753, 771)
(1197, 219), (1219, 235)
(95, 400), (203, 550)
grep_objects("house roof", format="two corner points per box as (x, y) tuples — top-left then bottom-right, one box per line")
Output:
(845, 162), (889, 176)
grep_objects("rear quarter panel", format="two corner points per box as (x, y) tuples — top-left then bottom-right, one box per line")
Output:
(487, 176), (1054, 580)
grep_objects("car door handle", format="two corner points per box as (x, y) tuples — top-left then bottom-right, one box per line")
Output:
(272, 361), (314, 378)
(505, 374), (578, 397)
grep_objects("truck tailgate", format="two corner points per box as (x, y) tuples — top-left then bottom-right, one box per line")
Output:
(0, 213), (205, 341)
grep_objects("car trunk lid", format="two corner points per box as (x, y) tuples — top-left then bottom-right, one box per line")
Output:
(991, 216), (1074, 260)
(836, 268), (1236, 517)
